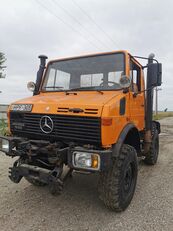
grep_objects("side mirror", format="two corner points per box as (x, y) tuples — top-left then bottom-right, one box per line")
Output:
(147, 63), (162, 87)
(119, 75), (131, 89)
(27, 81), (36, 92)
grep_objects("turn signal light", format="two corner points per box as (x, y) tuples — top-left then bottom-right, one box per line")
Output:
(101, 118), (112, 126)
(91, 154), (99, 168)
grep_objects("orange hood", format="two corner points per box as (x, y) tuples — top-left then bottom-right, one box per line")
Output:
(11, 91), (121, 117)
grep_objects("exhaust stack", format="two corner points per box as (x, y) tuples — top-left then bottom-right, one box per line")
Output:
(144, 53), (155, 152)
(145, 53), (155, 130)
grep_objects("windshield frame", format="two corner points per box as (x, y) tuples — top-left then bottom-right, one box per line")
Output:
(40, 51), (127, 93)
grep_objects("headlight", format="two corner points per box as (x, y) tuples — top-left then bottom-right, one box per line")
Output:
(72, 151), (100, 170)
(10, 104), (33, 112)
(0, 138), (10, 153)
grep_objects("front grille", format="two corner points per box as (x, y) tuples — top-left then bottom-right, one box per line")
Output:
(10, 112), (101, 144)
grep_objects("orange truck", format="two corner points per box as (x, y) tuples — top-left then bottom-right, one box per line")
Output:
(0, 50), (162, 211)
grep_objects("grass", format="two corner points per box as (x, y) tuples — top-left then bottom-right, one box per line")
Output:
(153, 111), (173, 120)
(0, 119), (8, 136)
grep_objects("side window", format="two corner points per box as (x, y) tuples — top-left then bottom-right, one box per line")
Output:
(130, 61), (141, 92)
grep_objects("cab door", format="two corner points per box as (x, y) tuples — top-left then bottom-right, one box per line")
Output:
(129, 59), (145, 130)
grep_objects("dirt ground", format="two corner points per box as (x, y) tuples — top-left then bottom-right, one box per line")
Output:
(0, 118), (173, 231)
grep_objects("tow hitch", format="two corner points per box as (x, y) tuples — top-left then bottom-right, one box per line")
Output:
(8, 159), (73, 195)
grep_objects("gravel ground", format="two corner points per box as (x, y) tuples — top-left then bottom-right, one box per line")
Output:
(0, 118), (173, 231)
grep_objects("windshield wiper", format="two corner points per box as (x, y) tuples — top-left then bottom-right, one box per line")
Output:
(68, 86), (104, 94)
(69, 86), (96, 91)
(44, 86), (64, 89)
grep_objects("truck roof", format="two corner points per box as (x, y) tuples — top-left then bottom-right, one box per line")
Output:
(48, 50), (143, 68)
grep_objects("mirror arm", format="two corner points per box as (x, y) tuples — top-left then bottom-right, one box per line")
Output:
(123, 88), (129, 93)
(133, 92), (138, 97)
(142, 65), (148, 69)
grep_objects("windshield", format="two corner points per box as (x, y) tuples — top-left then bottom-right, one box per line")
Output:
(42, 53), (125, 91)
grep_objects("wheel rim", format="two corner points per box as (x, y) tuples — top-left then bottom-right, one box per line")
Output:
(123, 163), (135, 195)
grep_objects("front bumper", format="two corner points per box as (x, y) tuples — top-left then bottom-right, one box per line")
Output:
(9, 163), (52, 184)
(0, 136), (113, 172)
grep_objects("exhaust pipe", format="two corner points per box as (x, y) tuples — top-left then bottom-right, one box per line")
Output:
(144, 53), (155, 153)
(34, 55), (48, 95)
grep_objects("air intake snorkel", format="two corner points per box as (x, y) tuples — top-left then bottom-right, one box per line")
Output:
(34, 55), (48, 95)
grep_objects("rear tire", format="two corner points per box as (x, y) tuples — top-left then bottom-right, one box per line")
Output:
(144, 125), (159, 165)
(98, 144), (138, 212)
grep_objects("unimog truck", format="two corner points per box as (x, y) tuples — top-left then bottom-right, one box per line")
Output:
(0, 51), (162, 211)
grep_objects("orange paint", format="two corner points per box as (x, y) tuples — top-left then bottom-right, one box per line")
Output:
(8, 51), (145, 146)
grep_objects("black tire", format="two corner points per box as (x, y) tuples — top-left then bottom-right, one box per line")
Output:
(24, 177), (47, 186)
(98, 144), (138, 212)
(144, 126), (159, 165)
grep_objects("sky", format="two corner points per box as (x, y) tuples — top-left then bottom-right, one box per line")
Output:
(0, 0), (172, 110)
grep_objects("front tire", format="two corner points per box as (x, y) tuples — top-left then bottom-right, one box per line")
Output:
(98, 144), (138, 212)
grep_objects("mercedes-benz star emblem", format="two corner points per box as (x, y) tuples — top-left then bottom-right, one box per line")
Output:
(40, 116), (54, 134)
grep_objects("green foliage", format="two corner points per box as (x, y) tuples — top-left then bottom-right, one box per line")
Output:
(0, 52), (6, 78)
(153, 111), (173, 120)
(0, 119), (8, 135)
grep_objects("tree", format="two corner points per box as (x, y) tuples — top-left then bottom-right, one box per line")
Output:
(0, 52), (6, 78)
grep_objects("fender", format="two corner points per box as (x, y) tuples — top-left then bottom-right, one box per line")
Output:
(112, 123), (140, 157)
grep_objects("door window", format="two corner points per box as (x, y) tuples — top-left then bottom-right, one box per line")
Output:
(130, 61), (141, 93)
